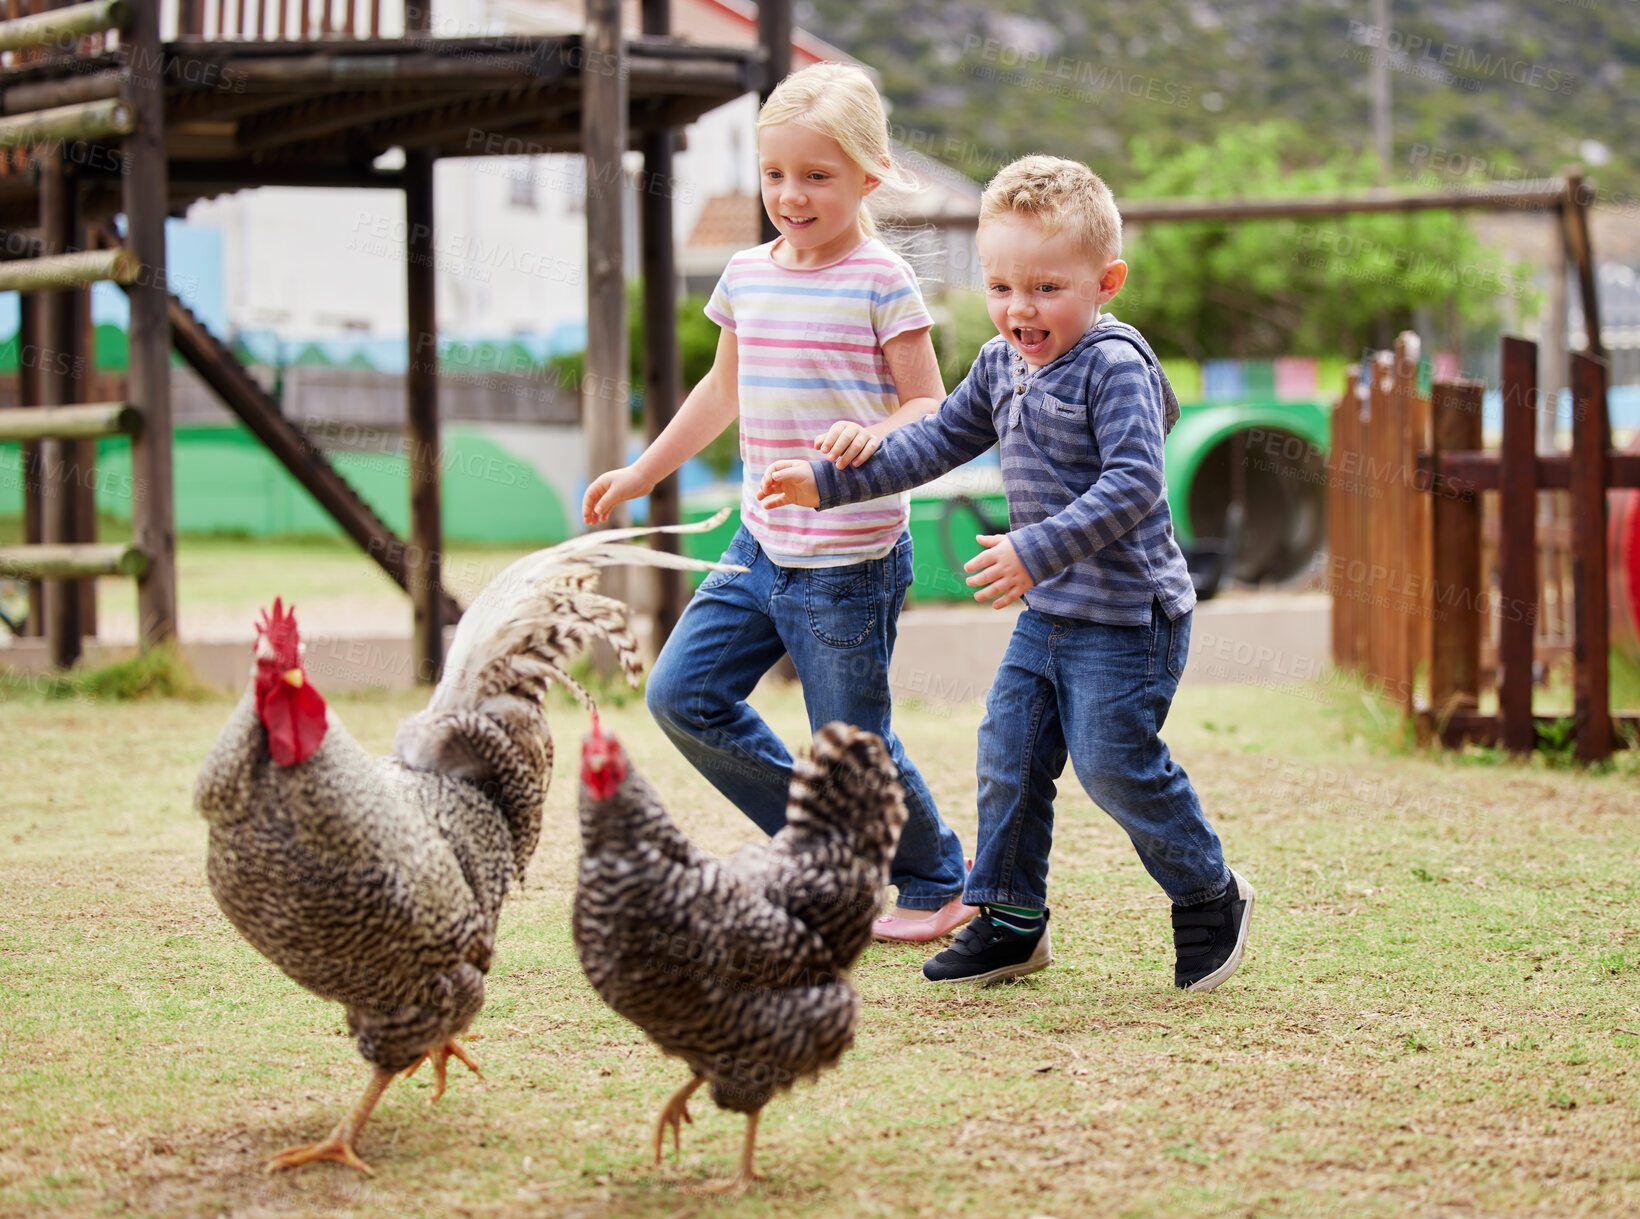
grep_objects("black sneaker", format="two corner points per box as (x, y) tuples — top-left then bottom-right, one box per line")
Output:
(1172, 869), (1254, 992)
(921, 908), (1052, 985)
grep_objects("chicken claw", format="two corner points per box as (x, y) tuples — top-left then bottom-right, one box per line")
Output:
(266, 1067), (394, 1176)
(266, 1134), (375, 1177)
(403, 1039), (484, 1103)
(652, 1074), (704, 1163)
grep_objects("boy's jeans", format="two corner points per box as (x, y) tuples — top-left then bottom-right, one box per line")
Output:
(646, 525), (968, 908)
(964, 603), (1230, 910)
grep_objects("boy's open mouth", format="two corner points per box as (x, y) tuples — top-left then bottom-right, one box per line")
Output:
(1014, 328), (1049, 355)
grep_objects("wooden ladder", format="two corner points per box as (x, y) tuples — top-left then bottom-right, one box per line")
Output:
(0, 0), (171, 667)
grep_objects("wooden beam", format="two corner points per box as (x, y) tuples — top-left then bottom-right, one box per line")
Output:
(372, 90), (578, 155)
(1421, 708), (1637, 752)
(0, 247), (137, 292)
(1427, 381), (1484, 719)
(582, 0), (629, 612)
(19, 278), (43, 636)
(1417, 450), (1640, 495)
(167, 161), (405, 191)
(641, 0), (683, 644)
(404, 147), (441, 684)
(1497, 336), (1538, 754)
(232, 87), (492, 156)
(757, 0), (789, 245)
(0, 542), (148, 579)
(1, 71), (122, 116)
(1569, 352), (1611, 763)
(0, 0), (129, 52)
(0, 98), (133, 150)
(0, 401), (139, 440)
(124, 0), (178, 652)
(901, 182), (1572, 231)
(1562, 173), (1603, 361)
(38, 150), (83, 667)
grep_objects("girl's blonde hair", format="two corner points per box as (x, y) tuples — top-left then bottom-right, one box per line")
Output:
(756, 63), (917, 239)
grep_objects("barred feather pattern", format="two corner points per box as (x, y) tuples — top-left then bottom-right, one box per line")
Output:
(198, 696), (514, 1072)
(572, 723), (906, 1116)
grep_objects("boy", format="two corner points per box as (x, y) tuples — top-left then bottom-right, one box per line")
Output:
(758, 155), (1253, 991)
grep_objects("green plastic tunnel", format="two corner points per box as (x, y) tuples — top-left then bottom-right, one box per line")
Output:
(1163, 399), (1333, 584)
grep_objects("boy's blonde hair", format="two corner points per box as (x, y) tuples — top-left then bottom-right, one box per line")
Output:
(980, 156), (1123, 265)
(757, 63), (916, 239)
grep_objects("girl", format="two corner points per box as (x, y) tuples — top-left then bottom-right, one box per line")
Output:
(582, 62), (972, 942)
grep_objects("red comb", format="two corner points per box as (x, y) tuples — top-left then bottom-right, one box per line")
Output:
(255, 598), (302, 668)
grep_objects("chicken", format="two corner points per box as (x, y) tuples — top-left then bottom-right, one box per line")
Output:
(573, 717), (907, 1193)
(194, 512), (734, 1176)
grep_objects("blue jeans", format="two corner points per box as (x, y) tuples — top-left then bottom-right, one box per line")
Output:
(966, 603), (1230, 910)
(645, 526), (968, 908)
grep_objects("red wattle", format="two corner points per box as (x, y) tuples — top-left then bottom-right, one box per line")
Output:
(581, 727), (627, 800)
(260, 680), (328, 767)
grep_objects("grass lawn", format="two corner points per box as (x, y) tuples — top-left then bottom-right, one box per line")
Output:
(1, 672), (1638, 1217)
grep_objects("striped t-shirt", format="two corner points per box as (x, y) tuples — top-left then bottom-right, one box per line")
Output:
(706, 236), (934, 566)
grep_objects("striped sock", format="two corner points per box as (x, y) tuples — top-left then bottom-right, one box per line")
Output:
(987, 903), (1045, 934)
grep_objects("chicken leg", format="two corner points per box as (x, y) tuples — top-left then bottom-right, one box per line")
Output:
(681, 1111), (765, 1196)
(653, 1074), (704, 1163)
(266, 1067), (394, 1176)
(402, 1039), (484, 1103)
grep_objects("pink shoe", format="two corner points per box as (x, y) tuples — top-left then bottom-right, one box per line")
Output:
(873, 893), (979, 943)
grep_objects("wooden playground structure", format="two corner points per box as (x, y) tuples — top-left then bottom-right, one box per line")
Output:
(1329, 329), (1639, 762)
(0, 0), (767, 675)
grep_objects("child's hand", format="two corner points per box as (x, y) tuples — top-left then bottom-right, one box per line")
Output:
(813, 420), (881, 468)
(758, 461), (819, 510)
(583, 466), (652, 524)
(964, 534), (1035, 609)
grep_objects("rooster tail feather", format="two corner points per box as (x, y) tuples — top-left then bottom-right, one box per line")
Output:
(431, 508), (736, 716)
(395, 512), (737, 882)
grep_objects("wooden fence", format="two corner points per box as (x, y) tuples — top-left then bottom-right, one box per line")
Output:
(1328, 331), (1640, 761)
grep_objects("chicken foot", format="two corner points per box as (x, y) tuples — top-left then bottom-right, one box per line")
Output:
(402, 1039), (484, 1103)
(680, 1110), (765, 1197)
(652, 1074), (704, 1163)
(266, 1067), (394, 1176)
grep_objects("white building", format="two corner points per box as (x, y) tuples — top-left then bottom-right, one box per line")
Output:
(185, 0), (979, 352)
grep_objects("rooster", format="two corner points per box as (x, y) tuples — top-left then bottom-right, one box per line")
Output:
(574, 717), (906, 1193)
(194, 512), (734, 1175)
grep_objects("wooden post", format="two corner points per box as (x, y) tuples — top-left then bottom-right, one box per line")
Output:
(1562, 173), (1603, 361)
(583, 0), (628, 605)
(1326, 376), (1353, 671)
(1497, 336), (1539, 753)
(19, 290), (43, 636)
(73, 256), (96, 636)
(124, 0), (177, 652)
(1387, 332), (1418, 715)
(1366, 350), (1394, 688)
(1568, 352), (1611, 762)
(404, 148), (441, 684)
(641, 0), (683, 644)
(39, 151), (82, 667)
(756, 0), (789, 245)
(1427, 380), (1484, 721)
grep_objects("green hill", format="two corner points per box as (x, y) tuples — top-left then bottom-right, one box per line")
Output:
(802, 0), (1637, 200)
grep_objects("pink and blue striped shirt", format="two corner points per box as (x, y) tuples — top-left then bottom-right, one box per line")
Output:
(706, 237), (934, 567)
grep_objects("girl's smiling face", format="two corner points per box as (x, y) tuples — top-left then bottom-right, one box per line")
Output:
(759, 121), (881, 268)
(978, 215), (1127, 368)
